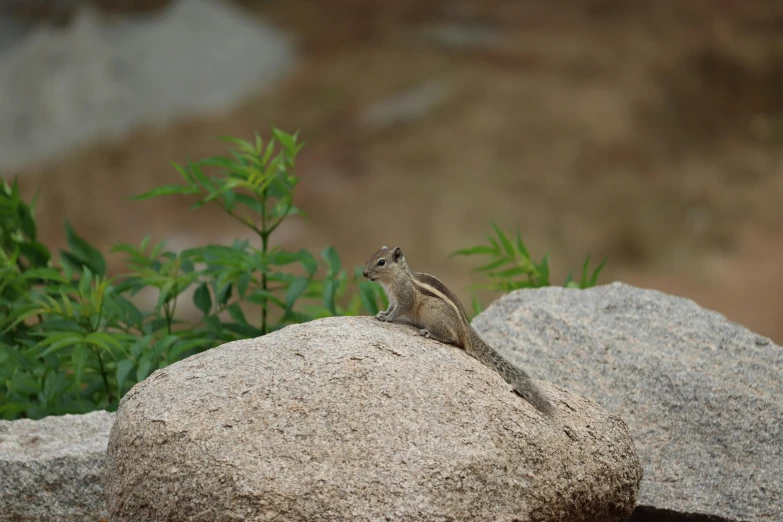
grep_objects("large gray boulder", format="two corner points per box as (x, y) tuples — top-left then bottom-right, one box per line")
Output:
(106, 316), (642, 522)
(472, 282), (782, 522)
(0, 410), (115, 522)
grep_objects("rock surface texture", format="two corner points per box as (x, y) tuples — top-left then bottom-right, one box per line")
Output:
(106, 316), (642, 522)
(0, 410), (115, 522)
(472, 282), (782, 522)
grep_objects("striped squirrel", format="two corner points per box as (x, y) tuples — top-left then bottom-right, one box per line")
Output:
(362, 246), (554, 415)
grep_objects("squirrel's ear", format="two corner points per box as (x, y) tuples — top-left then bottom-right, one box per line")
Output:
(392, 246), (403, 262)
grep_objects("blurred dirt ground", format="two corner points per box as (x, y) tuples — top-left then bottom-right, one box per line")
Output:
(8, 0), (783, 342)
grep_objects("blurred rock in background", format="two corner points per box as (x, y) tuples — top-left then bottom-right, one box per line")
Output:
(0, 0), (296, 172)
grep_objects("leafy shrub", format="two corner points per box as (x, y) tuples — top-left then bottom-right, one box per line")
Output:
(451, 222), (605, 315)
(0, 130), (385, 420)
(0, 129), (605, 420)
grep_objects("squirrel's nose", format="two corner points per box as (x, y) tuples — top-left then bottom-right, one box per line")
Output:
(362, 269), (369, 278)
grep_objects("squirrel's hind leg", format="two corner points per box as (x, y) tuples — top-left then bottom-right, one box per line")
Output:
(418, 323), (460, 347)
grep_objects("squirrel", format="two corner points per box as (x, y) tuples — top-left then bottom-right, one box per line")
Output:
(362, 246), (553, 416)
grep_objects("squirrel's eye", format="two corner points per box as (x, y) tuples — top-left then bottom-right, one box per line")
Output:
(377, 259), (385, 266)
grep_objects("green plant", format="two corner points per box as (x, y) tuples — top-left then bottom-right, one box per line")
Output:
(0, 130), (387, 420)
(451, 222), (606, 315)
(0, 179), (129, 418)
(131, 129), (385, 331)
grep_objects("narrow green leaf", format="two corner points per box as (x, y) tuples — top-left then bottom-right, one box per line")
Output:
(471, 294), (483, 316)
(589, 258), (607, 287)
(193, 282), (212, 315)
(19, 267), (65, 283)
(233, 193), (265, 214)
(322, 278), (338, 315)
(204, 315), (223, 335)
(116, 359), (134, 395)
(132, 184), (199, 200)
(217, 282), (233, 306)
(157, 280), (175, 309)
(492, 265), (534, 279)
(59, 288), (74, 317)
(358, 282), (381, 316)
(579, 253), (592, 288)
(39, 334), (83, 357)
(187, 159), (216, 193)
(261, 139), (276, 165)
(78, 266), (93, 296)
(226, 303), (248, 325)
(272, 128), (295, 153)
(71, 344), (87, 392)
(321, 246), (341, 275)
(62, 221), (106, 276)
(536, 253), (550, 286)
(18, 241), (51, 267)
(515, 229), (531, 260)
(490, 222), (515, 258)
(247, 289), (285, 308)
(84, 332), (125, 353)
(18, 199), (37, 241)
(472, 257), (510, 274)
(197, 156), (242, 172)
(236, 273), (251, 297)
(284, 277), (309, 310)
(167, 338), (212, 361)
(448, 245), (496, 257)
(136, 356), (153, 382)
(172, 162), (195, 184)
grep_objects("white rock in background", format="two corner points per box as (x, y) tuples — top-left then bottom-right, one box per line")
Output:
(0, 0), (297, 173)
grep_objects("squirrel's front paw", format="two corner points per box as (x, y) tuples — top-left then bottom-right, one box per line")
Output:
(418, 329), (432, 339)
(375, 312), (389, 321)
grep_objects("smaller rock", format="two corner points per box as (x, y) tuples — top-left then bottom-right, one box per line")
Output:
(0, 410), (115, 522)
(410, 23), (501, 50)
(359, 80), (451, 131)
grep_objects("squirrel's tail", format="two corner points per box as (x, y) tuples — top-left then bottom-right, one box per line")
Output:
(465, 327), (554, 416)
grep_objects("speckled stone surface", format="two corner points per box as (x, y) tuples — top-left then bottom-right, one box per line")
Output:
(106, 316), (641, 522)
(472, 282), (782, 522)
(0, 410), (114, 522)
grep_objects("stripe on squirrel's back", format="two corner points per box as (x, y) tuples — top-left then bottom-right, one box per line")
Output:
(414, 272), (469, 320)
(416, 285), (440, 300)
(413, 274), (468, 326)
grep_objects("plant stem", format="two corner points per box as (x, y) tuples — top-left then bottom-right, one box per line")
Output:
(225, 208), (263, 237)
(261, 231), (268, 336)
(260, 188), (268, 336)
(95, 350), (114, 405)
(267, 202), (291, 236)
(163, 301), (173, 334)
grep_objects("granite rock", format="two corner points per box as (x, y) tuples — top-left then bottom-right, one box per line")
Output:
(106, 316), (642, 522)
(472, 282), (782, 522)
(0, 410), (115, 522)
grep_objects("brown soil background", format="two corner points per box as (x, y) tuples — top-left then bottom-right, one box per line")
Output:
(7, 0), (783, 342)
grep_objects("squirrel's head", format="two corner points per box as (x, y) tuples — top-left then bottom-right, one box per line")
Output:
(362, 246), (408, 282)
